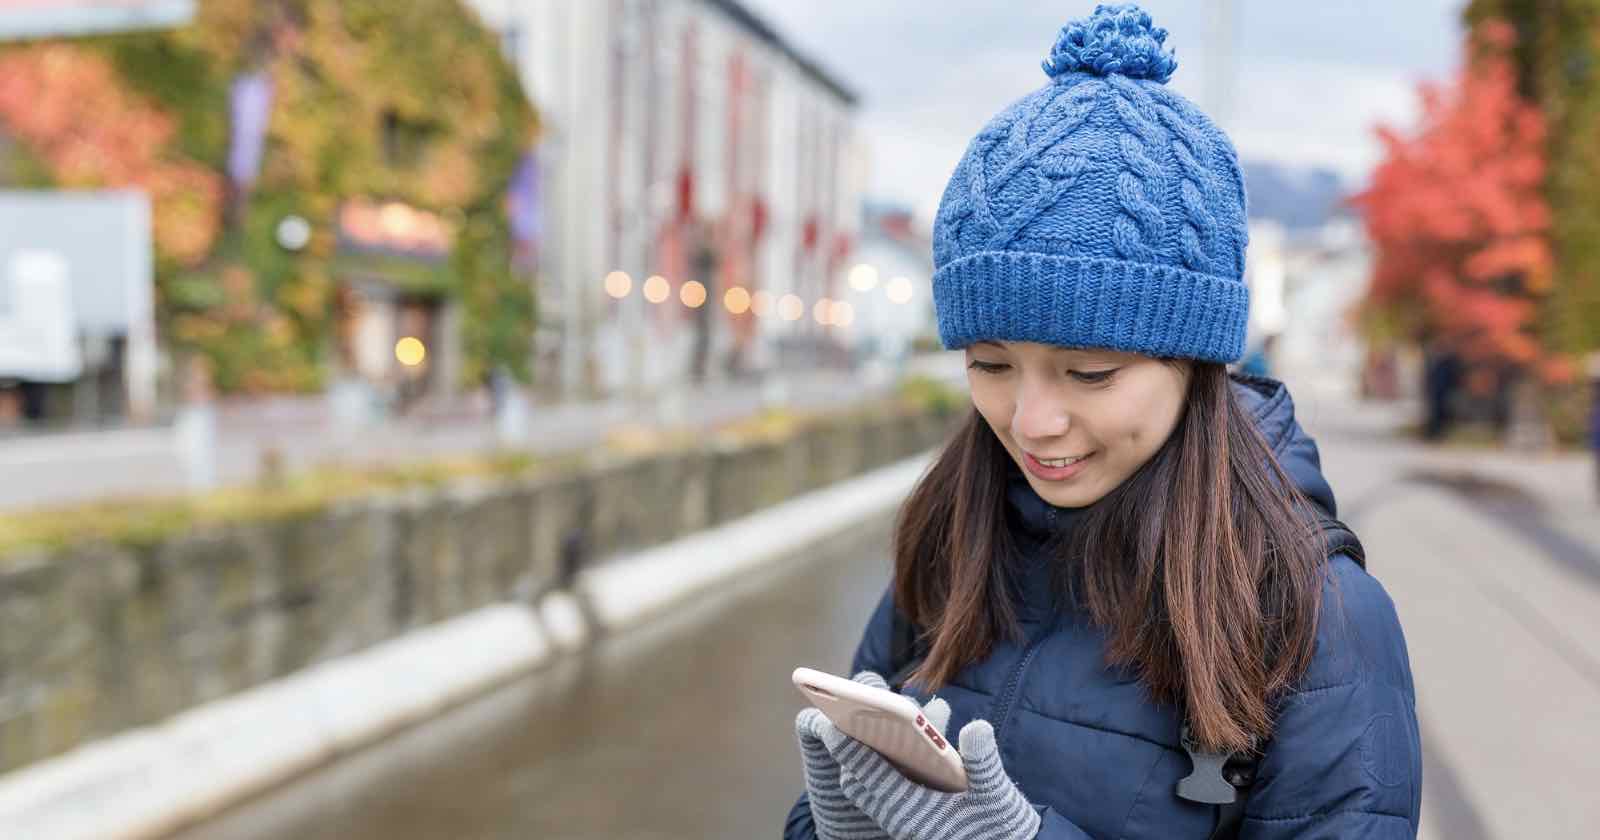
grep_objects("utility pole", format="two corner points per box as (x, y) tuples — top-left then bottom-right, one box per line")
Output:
(1206, 0), (1238, 134)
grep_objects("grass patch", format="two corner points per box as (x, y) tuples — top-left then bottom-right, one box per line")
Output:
(0, 380), (963, 559)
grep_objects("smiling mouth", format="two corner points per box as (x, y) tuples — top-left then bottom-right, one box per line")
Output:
(1028, 453), (1091, 468)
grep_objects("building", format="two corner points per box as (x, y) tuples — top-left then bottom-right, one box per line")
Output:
(0, 0), (191, 425)
(466, 0), (864, 399)
(841, 202), (936, 367)
(1262, 218), (1377, 400)
(0, 1), (538, 418)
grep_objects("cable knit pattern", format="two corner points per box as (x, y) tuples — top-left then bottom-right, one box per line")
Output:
(931, 4), (1250, 363)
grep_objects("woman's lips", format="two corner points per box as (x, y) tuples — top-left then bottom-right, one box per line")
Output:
(1023, 450), (1093, 481)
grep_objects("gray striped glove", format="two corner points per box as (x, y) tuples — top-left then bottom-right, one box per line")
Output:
(823, 712), (1041, 840)
(795, 671), (949, 840)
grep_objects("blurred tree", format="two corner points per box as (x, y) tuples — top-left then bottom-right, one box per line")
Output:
(1354, 20), (1561, 398)
(0, 45), (225, 265)
(1466, 1), (1600, 367)
(0, 0), (539, 394)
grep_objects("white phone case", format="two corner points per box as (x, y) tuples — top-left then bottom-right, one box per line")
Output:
(792, 666), (968, 793)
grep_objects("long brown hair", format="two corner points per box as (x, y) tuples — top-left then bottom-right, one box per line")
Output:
(893, 362), (1329, 753)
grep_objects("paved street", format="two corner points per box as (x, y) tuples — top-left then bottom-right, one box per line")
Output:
(1291, 387), (1600, 840)
(0, 364), (930, 511)
(167, 382), (1597, 839)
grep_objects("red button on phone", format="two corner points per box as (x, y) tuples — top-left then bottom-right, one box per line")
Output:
(915, 714), (925, 727)
(924, 725), (945, 749)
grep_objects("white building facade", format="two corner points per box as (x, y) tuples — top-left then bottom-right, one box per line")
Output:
(466, 0), (864, 399)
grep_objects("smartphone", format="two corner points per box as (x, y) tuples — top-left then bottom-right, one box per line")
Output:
(792, 666), (968, 793)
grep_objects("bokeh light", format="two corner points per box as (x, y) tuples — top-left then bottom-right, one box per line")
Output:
(643, 275), (671, 303)
(778, 294), (804, 321)
(604, 270), (632, 299)
(724, 286), (751, 314)
(831, 300), (855, 327)
(680, 280), (707, 308)
(847, 263), (879, 291)
(395, 336), (427, 367)
(886, 276), (915, 304)
(813, 297), (833, 325)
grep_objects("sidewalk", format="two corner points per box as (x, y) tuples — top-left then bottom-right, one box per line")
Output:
(0, 364), (926, 511)
(1295, 382), (1600, 839)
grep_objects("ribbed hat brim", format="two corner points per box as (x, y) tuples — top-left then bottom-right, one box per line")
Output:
(932, 251), (1249, 364)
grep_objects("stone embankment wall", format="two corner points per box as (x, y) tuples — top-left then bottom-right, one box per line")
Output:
(0, 404), (956, 773)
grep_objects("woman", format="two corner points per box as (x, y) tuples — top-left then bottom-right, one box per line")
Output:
(784, 5), (1421, 839)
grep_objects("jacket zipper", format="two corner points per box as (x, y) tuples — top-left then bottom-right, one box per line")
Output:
(990, 617), (1058, 745)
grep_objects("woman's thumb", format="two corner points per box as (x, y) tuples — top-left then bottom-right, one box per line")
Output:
(956, 719), (1005, 786)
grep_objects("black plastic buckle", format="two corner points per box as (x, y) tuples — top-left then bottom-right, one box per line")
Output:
(1177, 722), (1240, 805)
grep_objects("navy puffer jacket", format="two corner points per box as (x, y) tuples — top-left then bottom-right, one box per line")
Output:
(785, 377), (1421, 839)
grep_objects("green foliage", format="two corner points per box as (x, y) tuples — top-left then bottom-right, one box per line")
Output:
(6, 0), (539, 394)
(94, 31), (229, 167)
(0, 449), (570, 557)
(453, 212), (535, 385)
(1465, 1), (1600, 359)
(0, 393), (951, 558)
(1464, 1), (1600, 440)
(0, 136), (55, 187)
(897, 374), (966, 418)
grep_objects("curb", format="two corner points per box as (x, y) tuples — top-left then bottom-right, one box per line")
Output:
(0, 451), (933, 839)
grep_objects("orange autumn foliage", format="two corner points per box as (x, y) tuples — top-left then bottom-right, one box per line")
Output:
(0, 44), (223, 265)
(1354, 20), (1568, 383)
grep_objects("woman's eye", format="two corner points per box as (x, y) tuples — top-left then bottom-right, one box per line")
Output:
(1070, 368), (1118, 384)
(967, 360), (1009, 374)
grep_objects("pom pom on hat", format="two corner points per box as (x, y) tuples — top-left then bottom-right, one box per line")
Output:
(1042, 3), (1178, 84)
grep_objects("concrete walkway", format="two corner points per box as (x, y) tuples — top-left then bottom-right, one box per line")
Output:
(0, 365), (922, 511)
(1296, 386), (1600, 839)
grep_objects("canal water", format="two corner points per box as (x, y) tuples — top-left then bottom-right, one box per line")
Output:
(174, 519), (894, 840)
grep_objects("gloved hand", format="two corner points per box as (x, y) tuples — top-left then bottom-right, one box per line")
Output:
(822, 706), (1041, 840)
(794, 671), (949, 840)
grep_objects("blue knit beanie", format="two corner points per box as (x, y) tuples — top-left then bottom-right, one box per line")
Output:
(932, 4), (1250, 363)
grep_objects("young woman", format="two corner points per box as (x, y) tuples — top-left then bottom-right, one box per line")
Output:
(784, 5), (1421, 839)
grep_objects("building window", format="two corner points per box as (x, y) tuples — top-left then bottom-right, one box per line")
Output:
(380, 109), (436, 169)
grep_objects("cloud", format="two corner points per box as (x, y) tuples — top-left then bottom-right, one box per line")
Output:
(741, 0), (1465, 214)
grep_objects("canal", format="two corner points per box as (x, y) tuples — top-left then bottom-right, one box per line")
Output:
(173, 519), (894, 840)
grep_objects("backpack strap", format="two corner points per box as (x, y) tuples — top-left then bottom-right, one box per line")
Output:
(1315, 510), (1366, 569)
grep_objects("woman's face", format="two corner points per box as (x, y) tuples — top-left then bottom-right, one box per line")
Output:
(965, 340), (1191, 508)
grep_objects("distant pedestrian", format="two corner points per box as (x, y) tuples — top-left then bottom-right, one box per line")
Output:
(784, 6), (1419, 840)
(1422, 335), (1461, 441)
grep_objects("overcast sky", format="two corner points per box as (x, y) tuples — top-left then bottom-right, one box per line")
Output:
(743, 0), (1468, 220)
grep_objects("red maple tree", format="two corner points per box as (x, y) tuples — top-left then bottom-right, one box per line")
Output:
(1354, 20), (1568, 388)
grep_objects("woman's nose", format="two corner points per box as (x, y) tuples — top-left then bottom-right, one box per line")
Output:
(1012, 379), (1070, 442)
